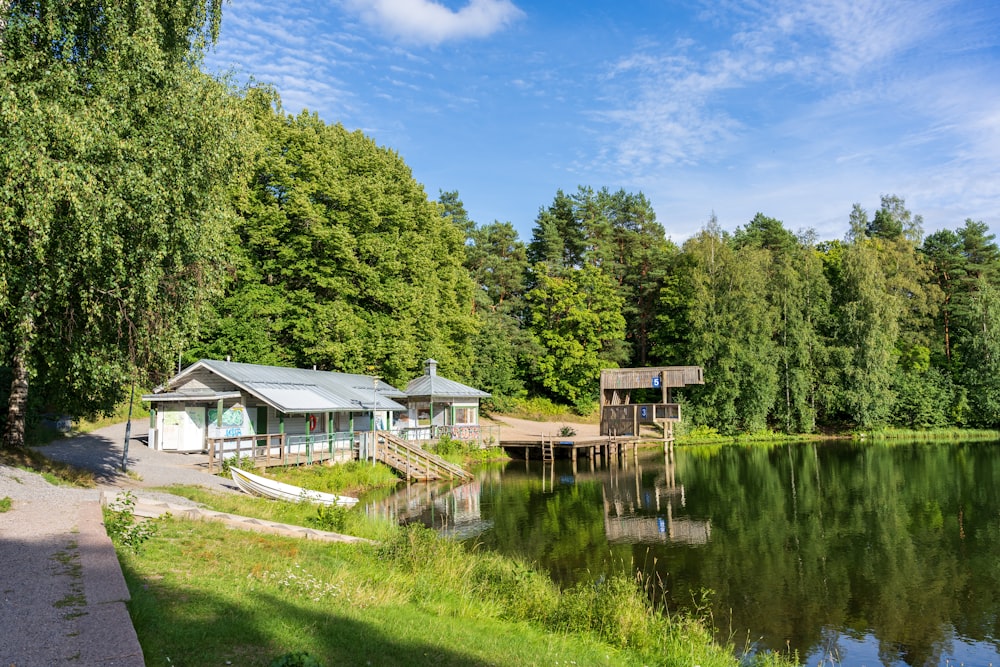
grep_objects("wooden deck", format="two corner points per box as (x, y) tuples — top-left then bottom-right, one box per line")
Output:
(501, 436), (644, 463)
(206, 433), (354, 472)
(205, 430), (472, 483)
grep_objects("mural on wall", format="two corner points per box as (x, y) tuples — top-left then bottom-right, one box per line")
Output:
(207, 404), (255, 439)
(163, 411), (184, 427)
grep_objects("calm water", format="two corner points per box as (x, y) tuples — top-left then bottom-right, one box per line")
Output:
(365, 441), (1000, 667)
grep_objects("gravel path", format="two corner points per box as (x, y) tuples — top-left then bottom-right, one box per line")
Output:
(0, 421), (236, 666)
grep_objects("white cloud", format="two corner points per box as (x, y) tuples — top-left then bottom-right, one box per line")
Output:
(342, 0), (524, 45)
(593, 0), (1000, 239)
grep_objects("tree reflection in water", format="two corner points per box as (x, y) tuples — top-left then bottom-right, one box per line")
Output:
(367, 441), (1000, 666)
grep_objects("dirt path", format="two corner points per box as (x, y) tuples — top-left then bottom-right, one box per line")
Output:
(484, 415), (602, 440)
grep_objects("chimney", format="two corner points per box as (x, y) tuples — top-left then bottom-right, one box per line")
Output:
(425, 359), (438, 376)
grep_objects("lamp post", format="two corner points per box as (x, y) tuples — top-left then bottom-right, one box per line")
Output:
(121, 381), (135, 472)
(371, 376), (380, 466)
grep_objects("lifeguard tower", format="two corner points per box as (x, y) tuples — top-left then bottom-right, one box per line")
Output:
(599, 366), (704, 454)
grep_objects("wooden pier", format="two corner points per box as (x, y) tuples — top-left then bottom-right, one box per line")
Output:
(501, 436), (644, 463)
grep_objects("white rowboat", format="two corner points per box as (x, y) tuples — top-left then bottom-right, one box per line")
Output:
(230, 466), (359, 507)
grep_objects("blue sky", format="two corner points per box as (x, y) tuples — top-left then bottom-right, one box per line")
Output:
(205, 0), (1000, 243)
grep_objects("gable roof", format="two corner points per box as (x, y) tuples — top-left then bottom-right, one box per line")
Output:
(148, 359), (406, 414)
(404, 359), (491, 401)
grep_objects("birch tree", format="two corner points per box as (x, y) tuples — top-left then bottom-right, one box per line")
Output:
(0, 1), (247, 447)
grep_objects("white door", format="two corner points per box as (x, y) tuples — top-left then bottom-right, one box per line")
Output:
(160, 409), (183, 450)
(180, 407), (206, 452)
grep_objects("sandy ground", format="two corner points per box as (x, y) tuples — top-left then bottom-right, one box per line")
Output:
(486, 414), (602, 440)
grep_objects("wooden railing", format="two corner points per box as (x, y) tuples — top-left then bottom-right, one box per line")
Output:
(206, 431), (355, 473)
(396, 424), (501, 448)
(374, 431), (472, 482)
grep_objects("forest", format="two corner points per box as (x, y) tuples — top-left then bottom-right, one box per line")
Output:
(3, 1), (999, 447)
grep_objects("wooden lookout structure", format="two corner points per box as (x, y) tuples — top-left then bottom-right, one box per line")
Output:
(600, 367), (704, 449)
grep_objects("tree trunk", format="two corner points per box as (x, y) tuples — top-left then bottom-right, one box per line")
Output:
(2, 311), (34, 450)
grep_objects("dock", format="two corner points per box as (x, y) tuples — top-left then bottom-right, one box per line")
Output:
(501, 436), (642, 463)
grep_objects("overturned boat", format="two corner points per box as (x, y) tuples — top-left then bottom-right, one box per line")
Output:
(230, 466), (359, 507)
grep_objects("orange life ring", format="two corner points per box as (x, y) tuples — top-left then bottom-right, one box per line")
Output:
(308, 414), (317, 431)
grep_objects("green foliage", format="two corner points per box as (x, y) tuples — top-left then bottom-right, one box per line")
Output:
(0, 0), (251, 448)
(307, 504), (349, 533)
(677, 424), (725, 443)
(526, 264), (627, 405)
(220, 454), (257, 474)
(0, 496), (11, 512)
(103, 491), (159, 554)
(671, 219), (779, 434)
(269, 652), (323, 667)
(119, 510), (759, 667)
(431, 433), (461, 456)
(192, 110), (478, 387)
(552, 575), (658, 652)
(265, 461), (400, 497)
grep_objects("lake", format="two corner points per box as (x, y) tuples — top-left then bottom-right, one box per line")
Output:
(364, 441), (1000, 666)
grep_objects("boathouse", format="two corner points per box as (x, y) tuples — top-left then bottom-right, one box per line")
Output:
(142, 359), (407, 453)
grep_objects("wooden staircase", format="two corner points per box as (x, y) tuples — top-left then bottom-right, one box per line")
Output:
(374, 431), (473, 482)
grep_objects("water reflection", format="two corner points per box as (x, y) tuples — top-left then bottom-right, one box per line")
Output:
(365, 441), (1000, 667)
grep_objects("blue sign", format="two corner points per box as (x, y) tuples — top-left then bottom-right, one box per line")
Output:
(640, 406), (648, 419)
(652, 376), (661, 389)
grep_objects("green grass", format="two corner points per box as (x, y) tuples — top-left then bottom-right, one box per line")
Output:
(858, 427), (1000, 441)
(0, 496), (11, 512)
(157, 484), (399, 543)
(0, 448), (96, 487)
(262, 460), (402, 497)
(117, 511), (780, 667)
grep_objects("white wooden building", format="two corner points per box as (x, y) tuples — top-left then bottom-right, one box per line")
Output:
(142, 359), (406, 453)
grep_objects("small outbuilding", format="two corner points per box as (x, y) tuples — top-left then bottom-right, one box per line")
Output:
(400, 359), (490, 441)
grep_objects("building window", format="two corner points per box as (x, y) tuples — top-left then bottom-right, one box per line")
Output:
(454, 406), (477, 425)
(414, 402), (431, 426)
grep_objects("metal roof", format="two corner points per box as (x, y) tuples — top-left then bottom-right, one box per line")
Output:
(157, 359), (406, 414)
(404, 367), (491, 400)
(142, 390), (242, 403)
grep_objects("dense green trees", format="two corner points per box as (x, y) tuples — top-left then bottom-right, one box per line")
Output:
(190, 110), (478, 387)
(3, 3), (997, 436)
(0, 0), (247, 447)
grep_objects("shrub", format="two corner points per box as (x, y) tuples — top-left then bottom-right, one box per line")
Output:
(307, 503), (349, 533)
(103, 491), (160, 554)
(0, 496), (11, 512)
(221, 454), (257, 474)
(432, 433), (461, 456)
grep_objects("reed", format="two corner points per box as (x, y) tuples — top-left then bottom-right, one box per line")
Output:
(860, 427), (1000, 442)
